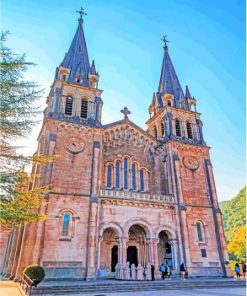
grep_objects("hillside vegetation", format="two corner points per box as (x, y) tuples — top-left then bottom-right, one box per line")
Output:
(220, 186), (246, 261)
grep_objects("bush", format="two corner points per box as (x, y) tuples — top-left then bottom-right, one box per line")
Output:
(23, 265), (45, 287)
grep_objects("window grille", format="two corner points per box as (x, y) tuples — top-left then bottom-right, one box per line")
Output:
(81, 100), (88, 119)
(107, 166), (112, 187)
(65, 96), (73, 116)
(124, 159), (128, 189)
(115, 162), (120, 189)
(187, 122), (193, 139)
(140, 169), (144, 192)
(175, 119), (182, 137)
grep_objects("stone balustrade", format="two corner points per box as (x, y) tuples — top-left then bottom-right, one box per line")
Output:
(100, 189), (175, 203)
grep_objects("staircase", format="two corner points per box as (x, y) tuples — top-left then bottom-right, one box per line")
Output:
(31, 278), (246, 295)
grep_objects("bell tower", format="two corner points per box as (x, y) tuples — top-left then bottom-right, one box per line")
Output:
(45, 8), (103, 126)
(147, 37), (230, 276)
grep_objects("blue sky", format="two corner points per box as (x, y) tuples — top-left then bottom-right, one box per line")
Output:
(2, 0), (245, 201)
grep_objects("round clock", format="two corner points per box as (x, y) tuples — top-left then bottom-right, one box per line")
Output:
(64, 137), (85, 154)
(183, 156), (199, 171)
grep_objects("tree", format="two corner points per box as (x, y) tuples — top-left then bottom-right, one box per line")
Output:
(0, 31), (52, 226)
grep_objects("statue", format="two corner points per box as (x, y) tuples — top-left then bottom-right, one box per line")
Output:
(119, 263), (124, 280)
(131, 264), (136, 280)
(124, 262), (131, 280)
(145, 263), (152, 280)
(115, 263), (120, 279)
(136, 264), (144, 280)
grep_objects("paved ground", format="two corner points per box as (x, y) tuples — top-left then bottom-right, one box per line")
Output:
(70, 287), (246, 296)
(0, 281), (24, 296)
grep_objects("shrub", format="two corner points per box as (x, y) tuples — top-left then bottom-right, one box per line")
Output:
(23, 265), (45, 287)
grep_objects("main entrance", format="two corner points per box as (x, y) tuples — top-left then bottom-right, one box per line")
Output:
(127, 246), (138, 266)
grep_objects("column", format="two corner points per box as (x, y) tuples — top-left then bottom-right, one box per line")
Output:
(152, 239), (159, 274)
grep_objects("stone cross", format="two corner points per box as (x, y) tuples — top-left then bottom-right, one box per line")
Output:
(121, 107), (131, 119)
(77, 7), (87, 23)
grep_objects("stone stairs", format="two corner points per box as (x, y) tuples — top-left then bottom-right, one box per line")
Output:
(31, 278), (246, 295)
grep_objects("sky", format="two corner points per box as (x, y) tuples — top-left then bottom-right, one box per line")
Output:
(2, 0), (246, 202)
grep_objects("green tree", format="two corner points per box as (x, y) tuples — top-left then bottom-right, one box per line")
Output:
(0, 31), (52, 226)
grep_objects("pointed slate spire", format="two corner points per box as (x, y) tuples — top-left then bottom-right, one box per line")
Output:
(90, 60), (97, 75)
(60, 16), (90, 86)
(185, 85), (192, 98)
(158, 37), (185, 106)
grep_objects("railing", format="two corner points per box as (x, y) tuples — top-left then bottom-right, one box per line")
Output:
(19, 273), (33, 296)
(100, 189), (175, 203)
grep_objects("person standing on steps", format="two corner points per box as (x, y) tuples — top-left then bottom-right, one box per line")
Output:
(241, 261), (246, 278)
(159, 263), (166, 280)
(235, 263), (241, 279)
(180, 262), (186, 280)
(151, 265), (155, 281)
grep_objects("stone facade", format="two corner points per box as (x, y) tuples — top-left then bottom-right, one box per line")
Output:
(1, 15), (230, 280)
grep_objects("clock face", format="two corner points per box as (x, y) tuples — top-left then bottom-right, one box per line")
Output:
(64, 137), (85, 154)
(183, 156), (199, 171)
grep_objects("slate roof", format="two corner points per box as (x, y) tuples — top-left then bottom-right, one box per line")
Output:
(60, 20), (91, 86)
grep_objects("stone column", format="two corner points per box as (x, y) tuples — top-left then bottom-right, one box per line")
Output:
(121, 237), (128, 264)
(152, 239), (159, 275)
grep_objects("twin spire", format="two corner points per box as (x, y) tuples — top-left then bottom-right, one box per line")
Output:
(60, 7), (96, 87)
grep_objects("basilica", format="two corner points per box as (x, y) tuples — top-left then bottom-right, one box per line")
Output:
(1, 12), (230, 280)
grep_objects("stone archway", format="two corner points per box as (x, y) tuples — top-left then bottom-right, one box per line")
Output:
(127, 224), (150, 267)
(99, 227), (119, 277)
(158, 231), (174, 269)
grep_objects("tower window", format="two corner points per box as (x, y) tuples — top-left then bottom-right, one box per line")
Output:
(76, 75), (81, 83)
(175, 119), (182, 137)
(196, 222), (203, 242)
(62, 74), (66, 81)
(65, 96), (73, 116)
(132, 164), (137, 190)
(115, 162), (120, 189)
(167, 100), (171, 107)
(80, 100), (88, 119)
(62, 213), (71, 236)
(107, 166), (112, 188)
(201, 249), (207, 258)
(161, 122), (165, 137)
(187, 122), (193, 139)
(124, 158), (128, 190)
(140, 169), (145, 192)
(154, 126), (158, 139)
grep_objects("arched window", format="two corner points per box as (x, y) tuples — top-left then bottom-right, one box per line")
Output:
(175, 119), (182, 137)
(161, 122), (165, 136)
(140, 169), (145, 192)
(186, 121), (193, 139)
(107, 166), (112, 188)
(62, 74), (66, 81)
(154, 126), (158, 139)
(65, 96), (73, 116)
(115, 162), (120, 189)
(132, 164), (137, 190)
(124, 158), (128, 190)
(62, 213), (71, 236)
(167, 100), (171, 107)
(81, 100), (88, 119)
(196, 222), (203, 242)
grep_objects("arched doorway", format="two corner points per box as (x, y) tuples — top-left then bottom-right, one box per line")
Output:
(99, 228), (118, 276)
(127, 224), (150, 266)
(158, 231), (173, 269)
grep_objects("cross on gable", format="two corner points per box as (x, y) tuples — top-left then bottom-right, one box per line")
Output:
(120, 107), (131, 119)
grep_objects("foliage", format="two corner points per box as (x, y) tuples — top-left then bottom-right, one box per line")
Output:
(220, 186), (246, 262)
(23, 265), (45, 286)
(0, 31), (55, 226)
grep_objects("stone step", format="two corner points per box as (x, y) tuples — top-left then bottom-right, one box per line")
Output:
(31, 280), (246, 295)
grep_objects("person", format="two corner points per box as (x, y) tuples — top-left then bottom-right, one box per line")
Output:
(159, 263), (166, 280)
(241, 261), (246, 277)
(166, 264), (171, 280)
(180, 262), (186, 280)
(235, 263), (241, 279)
(151, 264), (155, 281)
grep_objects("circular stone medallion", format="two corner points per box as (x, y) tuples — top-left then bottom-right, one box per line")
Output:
(183, 156), (199, 171)
(64, 137), (85, 154)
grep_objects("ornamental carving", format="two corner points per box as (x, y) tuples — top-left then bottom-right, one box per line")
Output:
(183, 156), (199, 171)
(64, 137), (85, 154)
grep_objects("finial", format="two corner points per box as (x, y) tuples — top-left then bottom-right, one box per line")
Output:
(76, 7), (87, 23)
(161, 35), (169, 51)
(120, 107), (131, 119)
